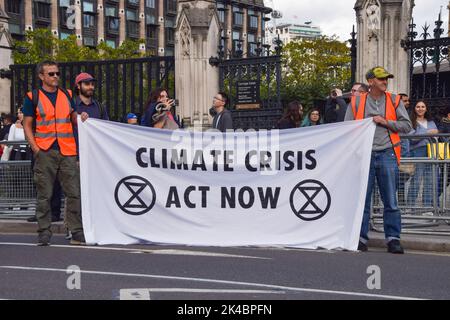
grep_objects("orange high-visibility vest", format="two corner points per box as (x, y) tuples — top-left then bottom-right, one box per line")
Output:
(351, 92), (402, 164)
(26, 88), (77, 156)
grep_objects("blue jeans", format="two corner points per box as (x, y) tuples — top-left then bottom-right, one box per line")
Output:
(407, 146), (436, 207)
(361, 149), (401, 242)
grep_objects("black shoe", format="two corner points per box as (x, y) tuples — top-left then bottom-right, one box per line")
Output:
(27, 216), (37, 222)
(37, 233), (51, 246)
(387, 240), (404, 254)
(358, 241), (368, 252)
(51, 216), (62, 222)
(70, 232), (86, 245)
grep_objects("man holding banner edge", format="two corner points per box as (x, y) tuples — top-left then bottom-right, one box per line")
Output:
(345, 66), (412, 254)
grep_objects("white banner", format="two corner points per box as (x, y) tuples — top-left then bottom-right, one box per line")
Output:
(79, 118), (376, 251)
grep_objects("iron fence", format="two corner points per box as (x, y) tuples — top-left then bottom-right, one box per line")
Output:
(9, 56), (175, 122)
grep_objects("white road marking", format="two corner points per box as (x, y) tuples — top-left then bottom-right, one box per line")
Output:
(119, 288), (283, 300)
(119, 289), (151, 300)
(0, 265), (426, 300)
(0, 242), (269, 259)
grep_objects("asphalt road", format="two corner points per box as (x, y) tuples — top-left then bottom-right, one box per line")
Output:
(0, 234), (449, 301)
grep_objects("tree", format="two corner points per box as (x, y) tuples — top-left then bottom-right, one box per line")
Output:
(12, 29), (146, 64)
(281, 36), (351, 108)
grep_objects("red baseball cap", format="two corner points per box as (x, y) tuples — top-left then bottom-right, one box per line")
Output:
(75, 72), (96, 86)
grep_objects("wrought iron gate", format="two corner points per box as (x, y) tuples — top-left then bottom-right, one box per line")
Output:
(403, 14), (450, 115)
(212, 41), (283, 130)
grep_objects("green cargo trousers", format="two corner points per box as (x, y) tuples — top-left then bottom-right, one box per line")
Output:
(33, 149), (83, 236)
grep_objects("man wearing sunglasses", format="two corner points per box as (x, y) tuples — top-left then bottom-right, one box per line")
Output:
(22, 60), (85, 246)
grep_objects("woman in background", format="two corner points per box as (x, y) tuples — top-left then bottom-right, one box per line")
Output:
(407, 101), (439, 208)
(301, 108), (322, 127)
(277, 101), (303, 129)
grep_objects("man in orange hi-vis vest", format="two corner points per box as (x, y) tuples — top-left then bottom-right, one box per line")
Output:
(345, 66), (412, 254)
(23, 61), (85, 246)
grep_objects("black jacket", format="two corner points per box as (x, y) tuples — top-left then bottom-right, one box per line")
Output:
(324, 96), (348, 123)
(212, 109), (233, 132)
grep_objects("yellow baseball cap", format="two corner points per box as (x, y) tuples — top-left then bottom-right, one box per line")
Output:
(366, 66), (394, 80)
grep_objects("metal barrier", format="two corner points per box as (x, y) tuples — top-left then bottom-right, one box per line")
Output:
(0, 140), (36, 218)
(371, 134), (450, 236)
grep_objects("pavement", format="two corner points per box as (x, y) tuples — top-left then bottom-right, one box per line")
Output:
(0, 218), (450, 253)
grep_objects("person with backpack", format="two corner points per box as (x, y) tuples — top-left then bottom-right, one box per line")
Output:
(344, 66), (412, 254)
(22, 60), (85, 246)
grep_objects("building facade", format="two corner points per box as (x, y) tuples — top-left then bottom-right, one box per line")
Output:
(265, 23), (322, 49)
(3, 0), (271, 57)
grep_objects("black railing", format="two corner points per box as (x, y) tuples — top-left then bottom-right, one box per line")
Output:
(10, 57), (175, 122)
(212, 37), (283, 130)
(403, 13), (450, 114)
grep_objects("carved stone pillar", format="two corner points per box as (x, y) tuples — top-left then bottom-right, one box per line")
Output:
(0, 6), (12, 114)
(175, 0), (221, 129)
(354, 0), (413, 94)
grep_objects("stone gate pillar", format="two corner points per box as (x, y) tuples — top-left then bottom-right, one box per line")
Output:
(175, 0), (221, 129)
(354, 0), (414, 94)
(0, 3), (12, 114)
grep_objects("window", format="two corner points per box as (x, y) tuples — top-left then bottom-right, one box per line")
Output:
(60, 32), (71, 39)
(59, 0), (70, 7)
(165, 48), (174, 56)
(6, 0), (21, 14)
(83, 1), (95, 13)
(166, 28), (175, 43)
(60, 7), (69, 25)
(83, 14), (95, 28)
(233, 7), (244, 26)
(217, 3), (225, 23)
(167, 0), (177, 12)
(146, 0), (155, 8)
(128, 0), (139, 5)
(34, 1), (51, 20)
(84, 36), (95, 47)
(249, 15), (258, 29)
(146, 26), (157, 39)
(106, 39), (116, 48)
(232, 31), (240, 40)
(146, 14), (156, 25)
(248, 34), (257, 56)
(108, 17), (120, 31)
(126, 9), (138, 21)
(127, 21), (139, 36)
(9, 23), (23, 35)
(165, 17), (175, 28)
(105, 6), (117, 17)
(249, 43), (258, 56)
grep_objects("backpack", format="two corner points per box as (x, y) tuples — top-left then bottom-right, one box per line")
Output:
(92, 99), (106, 120)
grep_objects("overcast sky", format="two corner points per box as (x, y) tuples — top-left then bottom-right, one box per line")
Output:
(269, 0), (449, 41)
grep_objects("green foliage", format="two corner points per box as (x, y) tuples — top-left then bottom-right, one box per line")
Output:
(281, 36), (351, 108)
(12, 28), (146, 64)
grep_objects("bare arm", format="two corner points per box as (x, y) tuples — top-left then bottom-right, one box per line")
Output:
(23, 116), (40, 154)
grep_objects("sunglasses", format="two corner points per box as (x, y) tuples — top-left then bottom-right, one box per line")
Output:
(45, 72), (60, 77)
